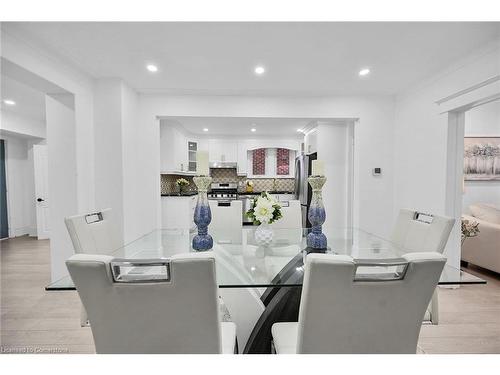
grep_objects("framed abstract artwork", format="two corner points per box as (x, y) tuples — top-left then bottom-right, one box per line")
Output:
(463, 137), (500, 181)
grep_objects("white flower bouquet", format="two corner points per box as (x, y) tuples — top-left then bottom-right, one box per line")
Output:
(176, 178), (190, 187)
(246, 192), (282, 225)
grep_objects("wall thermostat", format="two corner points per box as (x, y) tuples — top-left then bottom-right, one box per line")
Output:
(373, 168), (382, 176)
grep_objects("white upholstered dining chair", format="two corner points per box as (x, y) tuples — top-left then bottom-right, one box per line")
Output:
(66, 252), (237, 354)
(271, 200), (302, 244)
(271, 200), (302, 229)
(65, 208), (123, 326)
(271, 252), (446, 354)
(209, 200), (243, 244)
(391, 209), (455, 324)
(65, 208), (123, 255)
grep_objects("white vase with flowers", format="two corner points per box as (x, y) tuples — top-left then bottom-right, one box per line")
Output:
(246, 192), (282, 246)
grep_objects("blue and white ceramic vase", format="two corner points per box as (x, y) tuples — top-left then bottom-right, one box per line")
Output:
(306, 176), (327, 250)
(192, 176), (213, 251)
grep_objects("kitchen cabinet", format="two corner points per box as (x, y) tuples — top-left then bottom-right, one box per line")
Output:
(160, 125), (190, 173)
(160, 122), (199, 174)
(161, 195), (197, 230)
(277, 193), (296, 202)
(304, 129), (318, 155)
(237, 142), (248, 175)
(269, 193), (296, 202)
(209, 139), (237, 163)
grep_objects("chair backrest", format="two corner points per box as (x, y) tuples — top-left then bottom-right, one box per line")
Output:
(66, 252), (222, 354)
(391, 209), (455, 253)
(65, 208), (122, 255)
(209, 200), (243, 244)
(271, 200), (302, 243)
(297, 252), (446, 354)
(271, 200), (302, 229)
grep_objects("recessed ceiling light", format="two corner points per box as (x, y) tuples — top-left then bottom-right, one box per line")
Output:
(146, 64), (158, 73)
(251, 128), (257, 132)
(358, 68), (370, 77)
(297, 129), (303, 133)
(254, 66), (265, 75)
(3, 99), (16, 106)
(203, 128), (208, 132)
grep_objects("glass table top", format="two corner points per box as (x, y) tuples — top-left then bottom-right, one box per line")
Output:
(46, 227), (486, 290)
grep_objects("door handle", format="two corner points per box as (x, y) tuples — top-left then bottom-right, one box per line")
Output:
(37, 198), (44, 202)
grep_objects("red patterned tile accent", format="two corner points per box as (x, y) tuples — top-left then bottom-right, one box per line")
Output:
(253, 148), (266, 175)
(277, 148), (289, 175)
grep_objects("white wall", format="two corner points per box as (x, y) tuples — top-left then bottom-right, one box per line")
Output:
(1, 110), (46, 138)
(93, 79), (125, 244)
(463, 100), (500, 210)
(0, 134), (37, 237)
(93, 78), (147, 245)
(121, 81), (151, 244)
(140, 94), (396, 238)
(394, 44), (500, 267)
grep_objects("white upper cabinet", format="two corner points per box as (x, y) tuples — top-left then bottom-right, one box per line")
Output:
(160, 121), (195, 174)
(304, 129), (318, 155)
(237, 143), (248, 175)
(160, 121), (301, 177)
(208, 139), (237, 162)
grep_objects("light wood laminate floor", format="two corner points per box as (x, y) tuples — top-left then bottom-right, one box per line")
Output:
(1, 236), (499, 354)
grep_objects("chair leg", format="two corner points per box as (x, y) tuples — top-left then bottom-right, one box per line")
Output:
(430, 289), (439, 325)
(80, 304), (89, 327)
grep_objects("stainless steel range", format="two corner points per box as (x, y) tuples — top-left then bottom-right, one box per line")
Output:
(208, 182), (238, 202)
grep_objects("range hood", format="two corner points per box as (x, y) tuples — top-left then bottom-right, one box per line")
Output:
(209, 161), (238, 169)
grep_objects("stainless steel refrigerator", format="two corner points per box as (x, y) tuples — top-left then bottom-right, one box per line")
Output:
(294, 152), (317, 228)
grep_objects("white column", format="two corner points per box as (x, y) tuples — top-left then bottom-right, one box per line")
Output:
(316, 121), (354, 237)
(46, 94), (78, 282)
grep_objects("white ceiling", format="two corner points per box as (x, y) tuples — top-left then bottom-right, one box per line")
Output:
(3, 22), (499, 96)
(164, 116), (316, 136)
(1, 75), (46, 122)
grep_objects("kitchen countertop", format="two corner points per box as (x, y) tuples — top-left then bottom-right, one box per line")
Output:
(161, 192), (198, 197)
(161, 191), (294, 197)
(237, 191), (294, 196)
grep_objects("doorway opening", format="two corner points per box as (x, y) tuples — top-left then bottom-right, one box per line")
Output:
(445, 97), (500, 270)
(0, 72), (47, 240)
(157, 116), (356, 236)
(460, 100), (500, 274)
(0, 139), (8, 239)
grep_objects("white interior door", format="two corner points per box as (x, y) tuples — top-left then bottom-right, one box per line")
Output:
(33, 144), (50, 239)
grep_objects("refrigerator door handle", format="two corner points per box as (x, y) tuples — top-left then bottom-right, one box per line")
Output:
(294, 156), (301, 199)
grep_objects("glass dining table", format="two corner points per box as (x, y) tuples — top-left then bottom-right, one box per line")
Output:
(47, 226), (485, 290)
(46, 226), (485, 353)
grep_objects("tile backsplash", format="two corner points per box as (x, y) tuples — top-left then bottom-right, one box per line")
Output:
(161, 168), (295, 194)
(160, 174), (197, 195)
